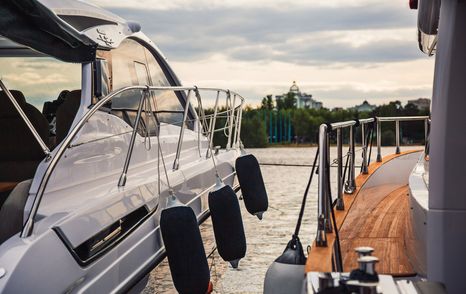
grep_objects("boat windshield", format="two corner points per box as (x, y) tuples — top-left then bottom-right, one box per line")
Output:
(0, 56), (81, 191)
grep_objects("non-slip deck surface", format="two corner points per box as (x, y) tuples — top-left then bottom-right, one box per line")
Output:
(339, 185), (415, 276)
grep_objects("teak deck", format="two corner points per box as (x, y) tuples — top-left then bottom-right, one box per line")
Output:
(305, 151), (419, 276)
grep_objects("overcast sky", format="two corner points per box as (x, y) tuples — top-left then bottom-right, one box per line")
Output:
(93, 0), (435, 108)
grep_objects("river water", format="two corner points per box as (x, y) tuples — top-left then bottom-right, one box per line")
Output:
(143, 146), (421, 293)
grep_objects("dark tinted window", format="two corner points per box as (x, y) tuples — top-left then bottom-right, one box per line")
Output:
(111, 38), (185, 130)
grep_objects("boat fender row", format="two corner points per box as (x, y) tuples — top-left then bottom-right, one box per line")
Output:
(160, 203), (210, 294)
(209, 184), (247, 268)
(235, 154), (268, 220)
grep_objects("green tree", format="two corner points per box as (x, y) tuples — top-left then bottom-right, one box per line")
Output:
(261, 95), (274, 110)
(240, 113), (268, 148)
(292, 109), (311, 143)
(283, 92), (297, 109)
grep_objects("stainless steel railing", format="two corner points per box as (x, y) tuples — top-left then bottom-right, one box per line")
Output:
(315, 115), (430, 254)
(376, 116), (430, 161)
(21, 85), (245, 238)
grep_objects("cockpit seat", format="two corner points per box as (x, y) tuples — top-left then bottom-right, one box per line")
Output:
(56, 90), (81, 144)
(0, 90), (49, 182)
(0, 179), (32, 244)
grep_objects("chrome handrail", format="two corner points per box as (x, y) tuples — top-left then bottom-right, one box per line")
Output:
(21, 84), (245, 238)
(375, 116), (430, 161)
(315, 115), (429, 252)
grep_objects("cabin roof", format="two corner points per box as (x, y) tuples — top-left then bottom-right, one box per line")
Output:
(0, 0), (141, 62)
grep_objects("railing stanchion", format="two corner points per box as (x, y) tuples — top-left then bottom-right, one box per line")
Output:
(395, 120), (401, 154)
(325, 133), (333, 232)
(336, 128), (345, 210)
(345, 125), (356, 194)
(118, 90), (148, 187)
(361, 122), (369, 174)
(173, 89), (192, 170)
(226, 93), (236, 150)
(376, 119), (382, 162)
(235, 102), (244, 148)
(206, 91), (221, 158)
(316, 124), (328, 247)
(233, 101), (242, 149)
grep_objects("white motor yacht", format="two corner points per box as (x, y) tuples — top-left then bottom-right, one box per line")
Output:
(0, 0), (250, 292)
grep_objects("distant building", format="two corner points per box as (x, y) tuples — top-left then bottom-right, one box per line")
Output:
(275, 81), (323, 109)
(351, 100), (376, 112)
(407, 98), (431, 111)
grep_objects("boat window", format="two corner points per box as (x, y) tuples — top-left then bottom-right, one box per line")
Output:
(144, 49), (185, 127)
(110, 38), (187, 130)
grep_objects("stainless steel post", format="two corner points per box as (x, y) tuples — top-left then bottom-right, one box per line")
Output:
(336, 128), (344, 210)
(316, 124), (328, 247)
(325, 133), (333, 232)
(361, 123), (369, 174)
(226, 93), (236, 150)
(376, 119), (382, 162)
(195, 89), (202, 158)
(234, 102), (244, 148)
(395, 120), (401, 154)
(173, 89), (192, 170)
(345, 125), (356, 194)
(206, 91), (221, 158)
(233, 104), (241, 149)
(118, 90), (147, 187)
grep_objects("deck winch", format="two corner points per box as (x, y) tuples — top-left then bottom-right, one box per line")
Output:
(208, 180), (247, 268)
(235, 154), (268, 219)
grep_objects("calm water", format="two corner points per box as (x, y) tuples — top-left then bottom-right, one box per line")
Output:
(143, 146), (422, 293)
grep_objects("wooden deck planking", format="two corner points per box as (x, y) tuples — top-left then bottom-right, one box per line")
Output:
(305, 150), (420, 274)
(339, 185), (415, 276)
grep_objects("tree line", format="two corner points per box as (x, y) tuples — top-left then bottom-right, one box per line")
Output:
(209, 97), (430, 148)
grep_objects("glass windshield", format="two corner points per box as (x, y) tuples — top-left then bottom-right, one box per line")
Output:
(0, 57), (81, 111)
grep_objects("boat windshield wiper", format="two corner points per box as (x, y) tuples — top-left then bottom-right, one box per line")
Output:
(0, 79), (50, 157)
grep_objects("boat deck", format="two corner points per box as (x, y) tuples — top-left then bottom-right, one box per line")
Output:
(306, 151), (420, 276)
(339, 185), (414, 276)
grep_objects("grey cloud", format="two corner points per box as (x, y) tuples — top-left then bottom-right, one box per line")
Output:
(107, 4), (420, 65)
